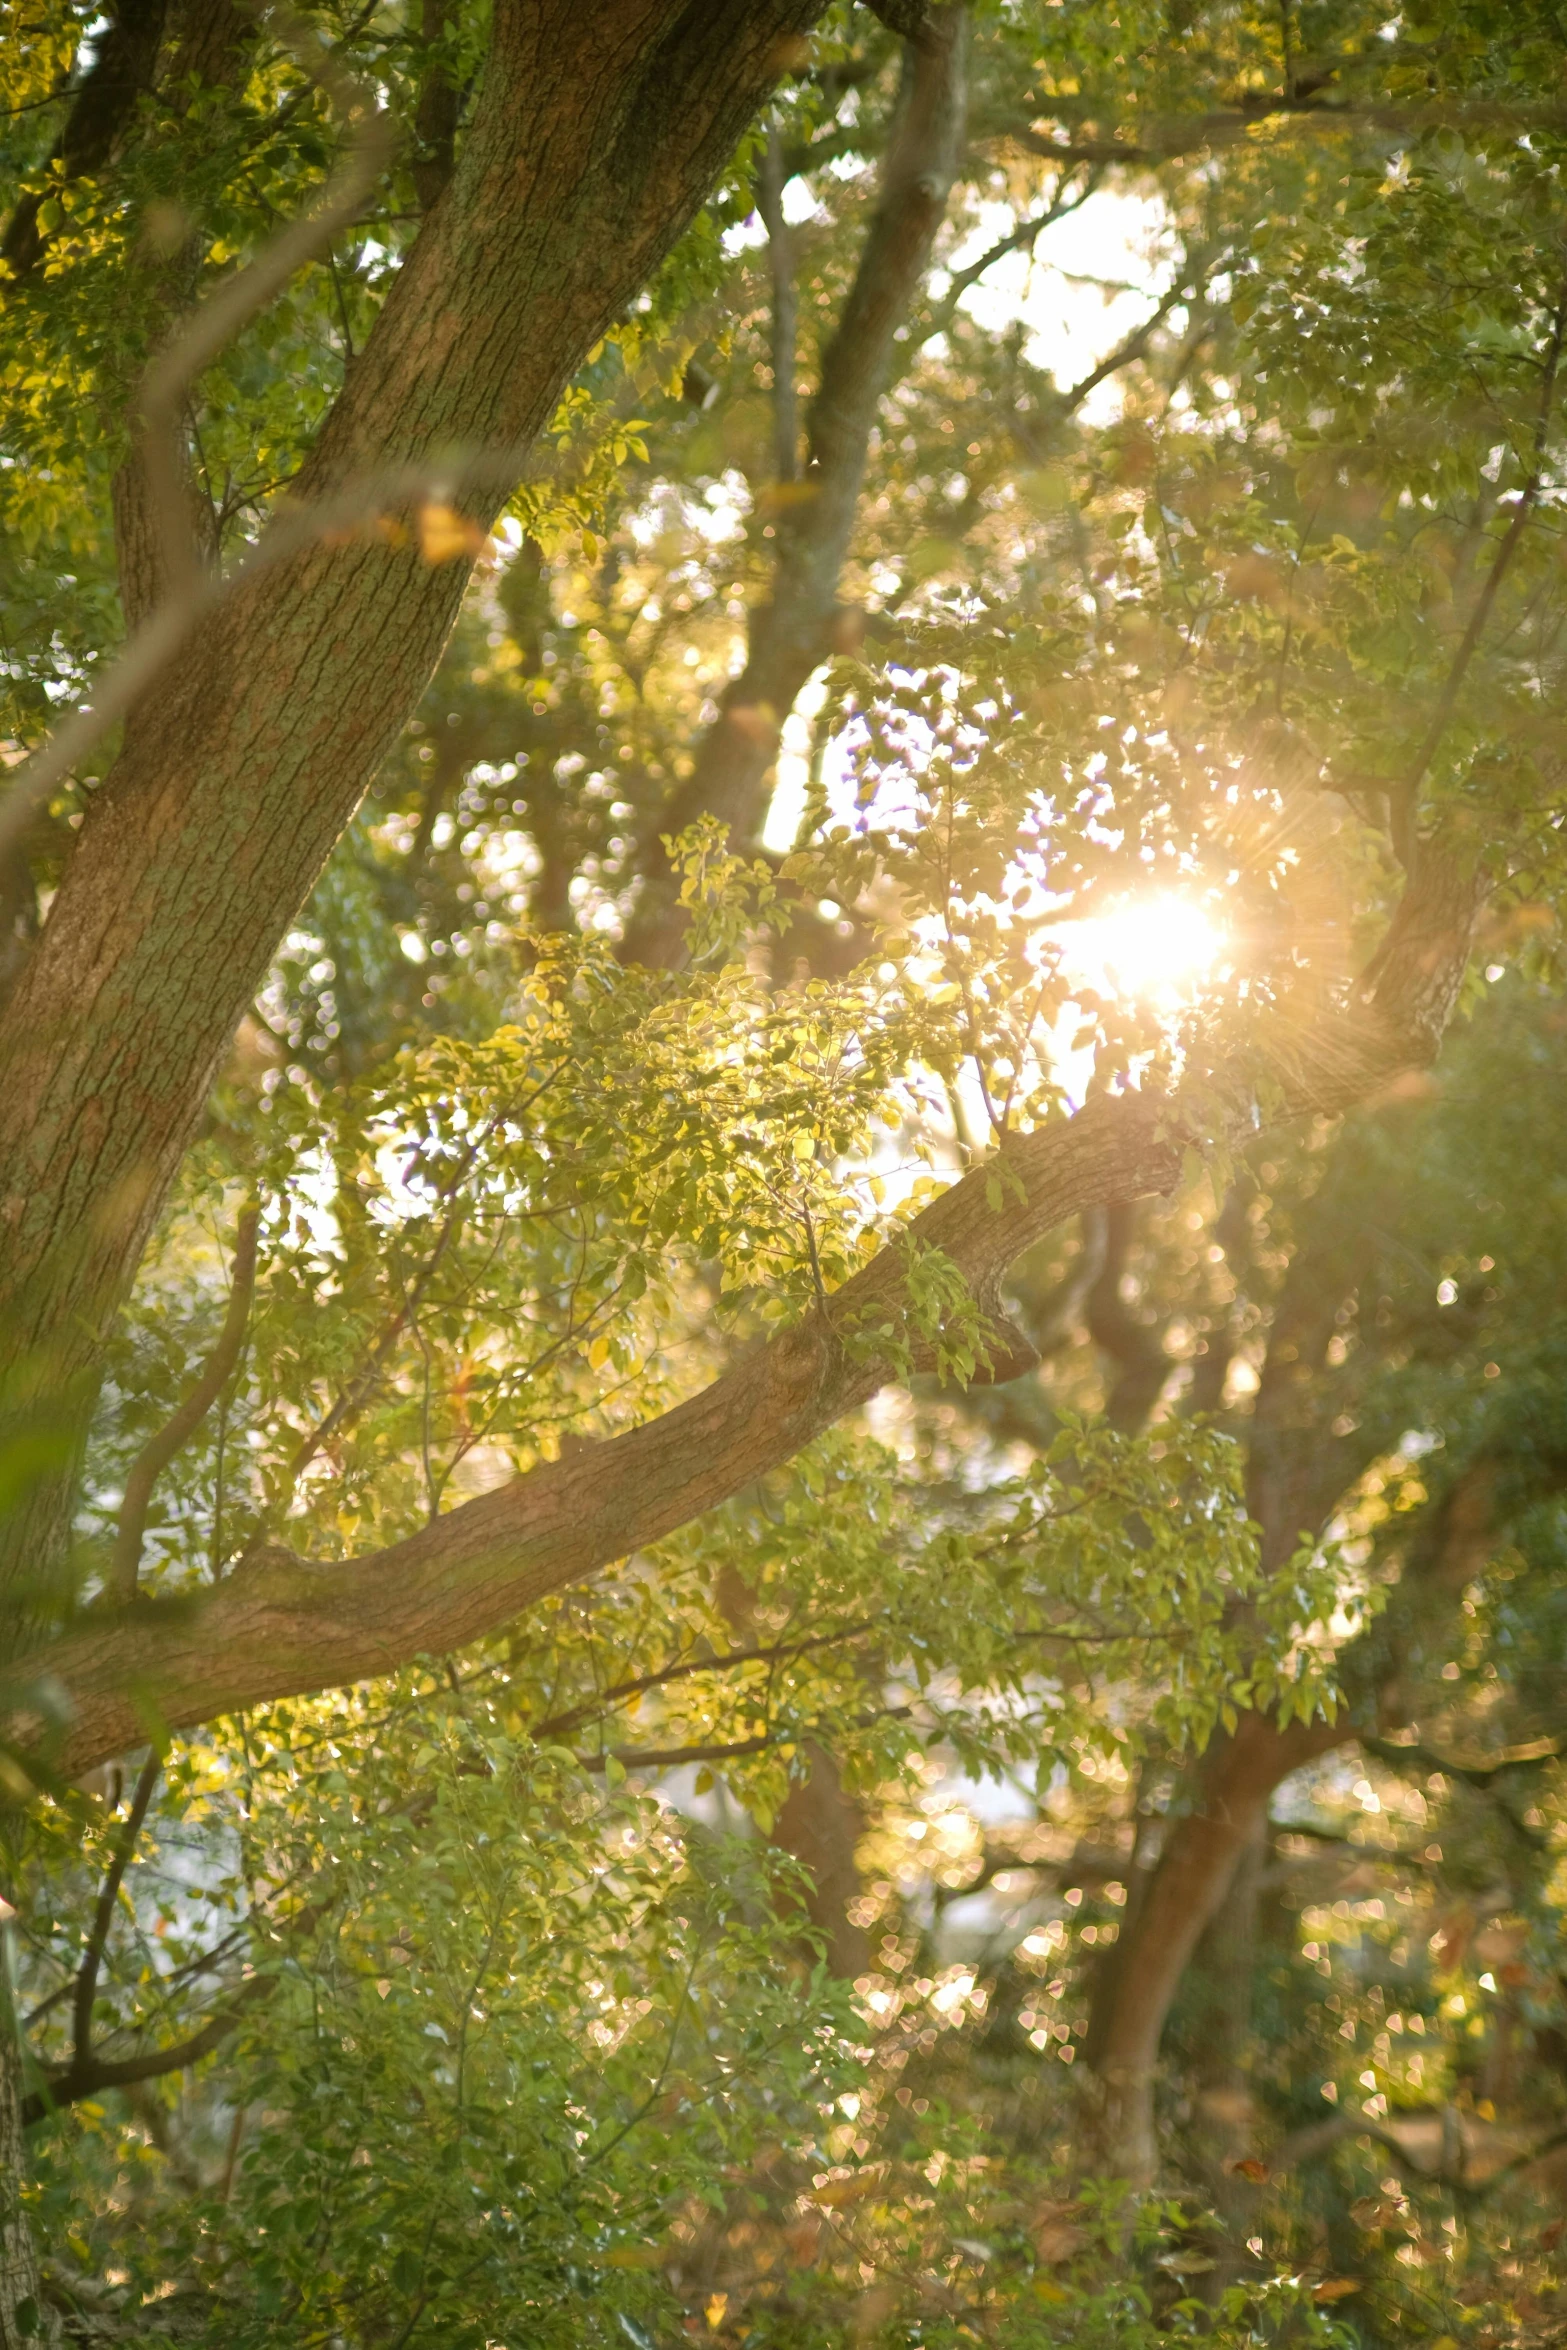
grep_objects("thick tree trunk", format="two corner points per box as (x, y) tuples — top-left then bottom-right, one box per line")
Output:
(0, 0), (823, 1638)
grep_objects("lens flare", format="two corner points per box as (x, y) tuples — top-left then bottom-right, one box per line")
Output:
(1059, 895), (1223, 1003)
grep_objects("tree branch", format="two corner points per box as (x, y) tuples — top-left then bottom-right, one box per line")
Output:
(755, 116), (799, 487)
(20, 840), (1482, 1778)
(532, 1618), (875, 1741)
(621, 2), (968, 964)
(1006, 92), (1567, 176)
(70, 1754), (161, 2079)
(1084, 1201), (1170, 1431)
(23, 1976), (266, 2130)
(110, 1206), (259, 1602)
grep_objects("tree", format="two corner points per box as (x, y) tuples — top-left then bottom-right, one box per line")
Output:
(4, 0), (1567, 2336)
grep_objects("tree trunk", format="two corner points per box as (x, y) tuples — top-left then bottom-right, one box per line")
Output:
(1086, 1711), (1340, 2183)
(1085, 1456), (1499, 2184)
(775, 1742), (871, 1980)
(0, 0), (824, 1640)
(0, 1943), (59, 2349)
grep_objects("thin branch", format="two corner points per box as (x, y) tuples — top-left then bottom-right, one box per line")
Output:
(1392, 273), (1567, 841)
(133, 0), (394, 608)
(919, 171), (1099, 346)
(111, 1206), (260, 1602)
(755, 116), (799, 485)
(582, 1734), (778, 1773)
(1006, 91), (1567, 175)
(23, 1976), (267, 2129)
(532, 1619), (875, 1742)
(1362, 1732), (1560, 1788)
(70, 1754), (161, 2076)
(1056, 271), (1194, 412)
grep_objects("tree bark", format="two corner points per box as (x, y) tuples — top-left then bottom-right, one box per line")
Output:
(0, 0), (824, 1644)
(0, 1942), (59, 2347)
(1087, 1710), (1340, 2183)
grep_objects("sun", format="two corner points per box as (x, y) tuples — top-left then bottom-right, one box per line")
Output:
(1057, 895), (1224, 1005)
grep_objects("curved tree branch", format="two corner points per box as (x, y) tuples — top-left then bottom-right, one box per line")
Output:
(19, 840), (1482, 1779)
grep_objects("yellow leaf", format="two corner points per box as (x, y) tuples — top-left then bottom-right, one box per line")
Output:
(417, 502), (485, 564)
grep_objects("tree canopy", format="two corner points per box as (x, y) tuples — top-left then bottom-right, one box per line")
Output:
(3, 0), (1567, 2343)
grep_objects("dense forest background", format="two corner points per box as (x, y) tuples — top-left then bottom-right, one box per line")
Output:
(3, 0), (1567, 2343)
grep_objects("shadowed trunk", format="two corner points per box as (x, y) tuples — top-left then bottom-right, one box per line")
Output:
(775, 1742), (872, 1980)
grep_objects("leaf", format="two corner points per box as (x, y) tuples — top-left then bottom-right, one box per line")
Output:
(416, 502), (486, 564)
(1312, 2278), (1363, 2302)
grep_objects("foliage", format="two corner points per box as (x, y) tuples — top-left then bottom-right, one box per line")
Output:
(7, 0), (1567, 2341)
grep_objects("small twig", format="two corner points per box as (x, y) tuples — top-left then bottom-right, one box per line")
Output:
(111, 1204), (260, 1601)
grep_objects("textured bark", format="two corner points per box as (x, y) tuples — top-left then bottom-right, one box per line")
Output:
(0, 0), (824, 1638)
(621, 4), (968, 964)
(0, 1946), (59, 2347)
